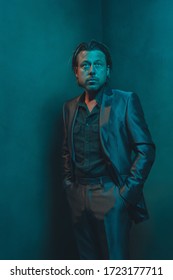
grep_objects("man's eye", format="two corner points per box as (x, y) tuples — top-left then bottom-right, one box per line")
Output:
(94, 62), (103, 68)
(81, 64), (90, 69)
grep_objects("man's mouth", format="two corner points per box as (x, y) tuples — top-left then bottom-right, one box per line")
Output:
(87, 78), (98, 83)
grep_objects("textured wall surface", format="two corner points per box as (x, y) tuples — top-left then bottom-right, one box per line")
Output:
(103, 0), (173, 259)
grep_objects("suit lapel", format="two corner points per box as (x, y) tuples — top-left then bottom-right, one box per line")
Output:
(99, 87), (114, 157)
(68, 95), (81, 160)
(100, 88), (124, 186)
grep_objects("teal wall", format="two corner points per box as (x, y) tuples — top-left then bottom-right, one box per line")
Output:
(0, 0), (102, 259)
(103, 0), (173, 259)
(1, 0), (172, 259)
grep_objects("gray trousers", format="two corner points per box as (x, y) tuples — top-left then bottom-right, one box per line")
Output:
(66, 180), (132, 260)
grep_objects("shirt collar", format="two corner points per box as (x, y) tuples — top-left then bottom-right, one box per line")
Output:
(78, 93), (86, 108)
(78, 84), (108, 107)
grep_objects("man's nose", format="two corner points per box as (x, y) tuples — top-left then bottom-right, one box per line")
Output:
(89, 64), (96, 74)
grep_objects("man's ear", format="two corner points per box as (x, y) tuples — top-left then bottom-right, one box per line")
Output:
(107, 66), (110, 78)
(75, 67), (78, 79)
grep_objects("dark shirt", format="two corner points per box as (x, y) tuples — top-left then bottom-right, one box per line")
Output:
(73, 91), (109, 178)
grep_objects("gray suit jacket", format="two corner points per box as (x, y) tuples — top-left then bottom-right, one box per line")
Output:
(62, 87), (155, 223)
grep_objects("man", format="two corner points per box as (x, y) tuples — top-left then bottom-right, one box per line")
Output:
(62, 40), (155, 260)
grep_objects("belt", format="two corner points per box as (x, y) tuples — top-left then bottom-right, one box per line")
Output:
(75, 176), (112, 185)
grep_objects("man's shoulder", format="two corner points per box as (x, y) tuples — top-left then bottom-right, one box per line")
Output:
(63, 94), (82, 109)
(111, 89), (133, 99)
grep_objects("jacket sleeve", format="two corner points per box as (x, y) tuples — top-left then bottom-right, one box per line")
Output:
(119, 92), (156, 206)
(62, 103), (74, 189)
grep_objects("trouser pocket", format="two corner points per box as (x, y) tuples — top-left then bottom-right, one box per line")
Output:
(87, 182), (116, 219)
(66, 184), (84, 223)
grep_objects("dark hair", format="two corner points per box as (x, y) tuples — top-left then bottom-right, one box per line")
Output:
(72, 40), (112, 71)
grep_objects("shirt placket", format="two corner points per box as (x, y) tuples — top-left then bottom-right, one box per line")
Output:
(84, 113), (90, 166)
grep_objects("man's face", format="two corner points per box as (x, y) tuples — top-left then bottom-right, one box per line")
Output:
(75, 50), (110, 93)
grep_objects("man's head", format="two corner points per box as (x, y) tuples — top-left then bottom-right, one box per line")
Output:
(72, 40), (112, 94)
